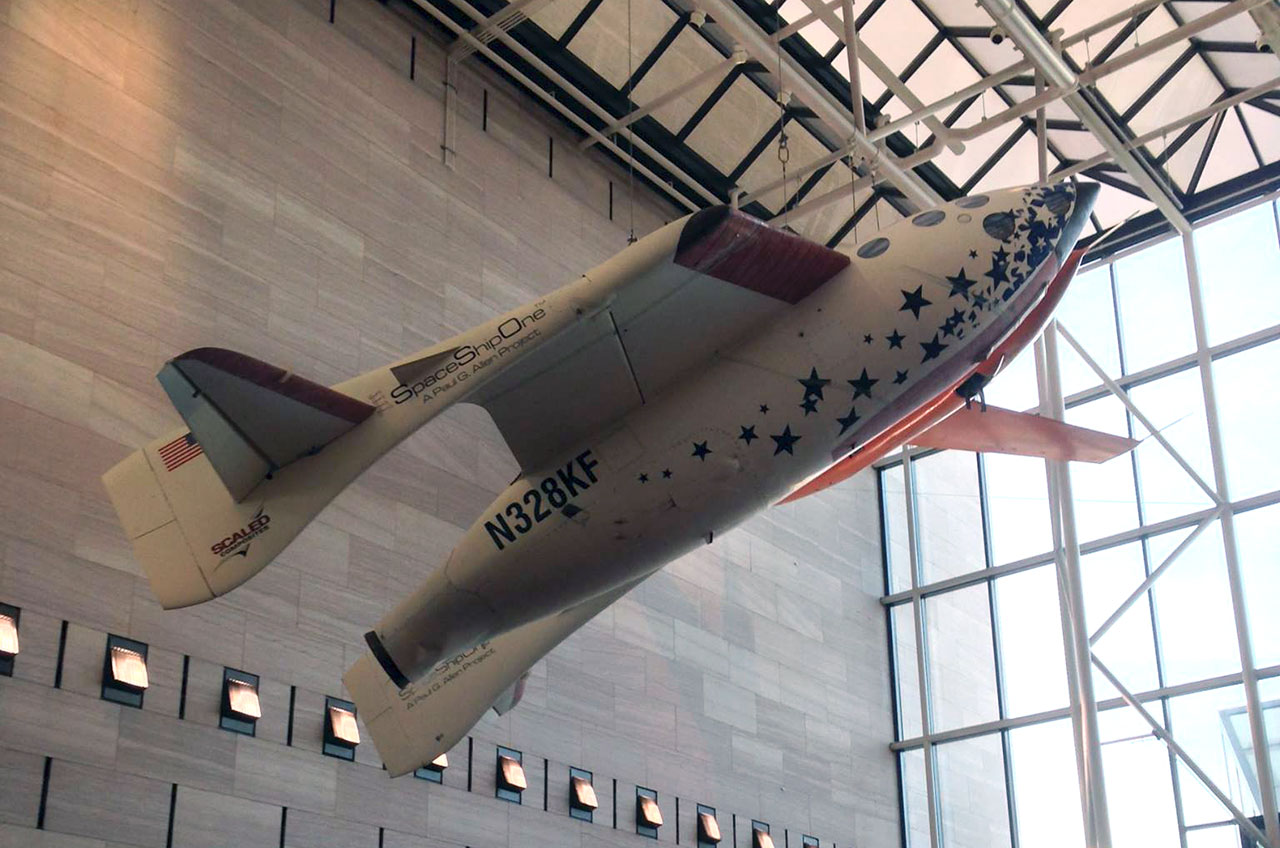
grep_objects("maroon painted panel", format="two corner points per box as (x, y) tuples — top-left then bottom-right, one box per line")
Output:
(176, 348), (375, 424)
(674, 207), (850, 304)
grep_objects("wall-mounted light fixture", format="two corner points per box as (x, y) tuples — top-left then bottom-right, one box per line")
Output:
(102, 635), (148, 708)
(569, 767), (597, 822)
(802, 835), (819, 848)
(415, 753), (448, 783)
(636, 786), (662, 838)
(0, 603), (19, 677)
(219, 668), (261, 735)
(752, 821), (774, 848)
(496, 746), (526, 803)
(323, 696), (360, 760)
(697, 803), (722, 846)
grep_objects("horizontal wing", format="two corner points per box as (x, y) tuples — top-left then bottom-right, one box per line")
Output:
(468, 207), (850, 472)
(912, 405), (1138, 462)
(344, 579), (638, 777)
(157, 348), (375, 500)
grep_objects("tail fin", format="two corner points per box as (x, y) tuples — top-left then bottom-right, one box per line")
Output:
(345, 580), (636, 776)
(103, 348), (376, 609)
(157, 348), (375, 500)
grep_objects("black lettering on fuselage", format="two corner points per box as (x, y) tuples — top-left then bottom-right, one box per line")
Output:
(485, 514), (517, 550)
(486, 448), (600, 551)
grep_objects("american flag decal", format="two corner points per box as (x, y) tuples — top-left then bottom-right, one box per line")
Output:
(158, 433), (203, 471)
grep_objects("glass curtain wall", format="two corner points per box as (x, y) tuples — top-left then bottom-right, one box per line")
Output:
(879, 196), (1280, 848)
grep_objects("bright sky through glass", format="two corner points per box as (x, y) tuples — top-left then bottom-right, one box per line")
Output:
(882, 198), (1280, 847)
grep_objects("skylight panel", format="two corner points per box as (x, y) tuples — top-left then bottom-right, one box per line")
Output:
(1196, 110), (1256, 191)
(1093, 7), (1184, 115)
(1128, 55), (1221, 138)
(858, 0), (934, 76)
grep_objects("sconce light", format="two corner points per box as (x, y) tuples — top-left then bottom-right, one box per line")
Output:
(697, 804), (721, 846)
(802, 836), (819, 848)
(496, 746), (526, 803)
(752, 821), (774, 848)
(323, 696), (360, 760)
(636, 787), (662, 838)
(102, 635), (149, 708)
(415, 753), (448, 783)
(220, 668), (261, 735)
(570, 767), (597, 822)
(0, 603), (19, 676)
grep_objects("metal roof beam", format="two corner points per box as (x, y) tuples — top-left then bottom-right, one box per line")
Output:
(976, 0), (1193, 232)
(699, 0), (941, 210)
(794, 0), (959, 152)
(579, 51), (745, 150)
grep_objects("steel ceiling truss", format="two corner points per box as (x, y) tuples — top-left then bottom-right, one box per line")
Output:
(398, 0), (1279, 262)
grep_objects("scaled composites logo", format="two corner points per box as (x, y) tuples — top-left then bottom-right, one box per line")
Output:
(379, 308), (548, 407)
(211, 505), (272, 563)
(396, 642), (496, 711)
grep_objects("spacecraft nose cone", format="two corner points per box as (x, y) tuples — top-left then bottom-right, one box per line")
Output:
(1054, 181), (1099, 261)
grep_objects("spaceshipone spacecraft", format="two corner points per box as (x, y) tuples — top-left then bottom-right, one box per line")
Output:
(104, 180), (1129, 775)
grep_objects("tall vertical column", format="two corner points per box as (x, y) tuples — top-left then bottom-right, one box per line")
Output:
(1182, 232), (1279, 843)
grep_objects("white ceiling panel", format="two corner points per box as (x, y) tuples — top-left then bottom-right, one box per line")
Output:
(684, 76), (780, 176)
(1197, 109), (1256, 190)
(529, 0), (593, 40)
(1092, 182), (1156, 229)
(1128, 55), (1222, 137)
(1209, 51), (1280, 90)
(972, 130), (1059, 192)
(630, 28), (729, 133)
(737, 123), (830, 212)
(1093, 8), (1186, 115)
(859, 0), (935, 76)
(1164, 120), (1214, 191)
(568, 0), (679, 89)
(1048, 128), (1106, 162)
(1241, 103), (1280, 164)
(1170, 1), (1262, 42)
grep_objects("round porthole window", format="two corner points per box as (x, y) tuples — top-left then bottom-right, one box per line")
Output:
(1043, 186), (1073, 216)
(983, 211), (1016, 241)
(856, 237), (890, 259)
(956, 195), (989, 209)
(913, 210), (945, 227)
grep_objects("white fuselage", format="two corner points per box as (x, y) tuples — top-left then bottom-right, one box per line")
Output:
(373, 183), (1083, 682)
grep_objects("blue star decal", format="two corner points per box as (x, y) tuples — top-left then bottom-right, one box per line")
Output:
(848, 368), (878, 400)
(836, 407), (860, 435)
(798, 368), (831, 400)
(894, 370), (909, 384)
(759, 404), (769, 414)
(863, 334), (874, 345)
(771, 425), (801, 456)
(739, 425), (758, 445)
(985, 257), (1009, 287)
(886, 329), (904, 349)
(920, 333), (948, 362)
(692, 441), (711, 461)
(900, 285), (932, 319)
(946, 268), (976, 301)
(969, 249), (978, 259)
(800, 397), (818, 416)
(662, 469), (672, 479)
(638, 473), (648, 483)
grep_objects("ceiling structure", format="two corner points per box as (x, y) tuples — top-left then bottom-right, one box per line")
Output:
(402, 0), (1280, 260)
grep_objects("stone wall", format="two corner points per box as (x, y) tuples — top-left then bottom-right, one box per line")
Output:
(0, 0), (897, 845)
